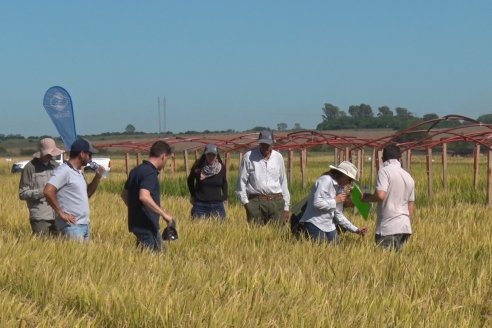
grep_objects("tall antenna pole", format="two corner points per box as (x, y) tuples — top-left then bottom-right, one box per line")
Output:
(163, 96), (167, 134)
(158, 97), (162, 135)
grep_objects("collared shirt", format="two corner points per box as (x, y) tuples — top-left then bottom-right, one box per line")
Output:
(236, 147), (290, 210)
(19, 158), (59, 221)
(47, 162), (90, 225)
(375, 159), (415, 236)
(299, 174), (358, 233)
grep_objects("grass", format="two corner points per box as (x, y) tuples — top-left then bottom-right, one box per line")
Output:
(0, 154), (491, 327)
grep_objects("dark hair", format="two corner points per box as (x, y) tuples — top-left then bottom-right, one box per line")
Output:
(69, 150), (82, 159)
(149, 141), (172, 157)
(191, 152), (223, 173)
(382, 144), (401, 162)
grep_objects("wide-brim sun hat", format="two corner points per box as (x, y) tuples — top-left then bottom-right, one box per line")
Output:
(329, 161), (358, 181)
(33, 138), (63, 158)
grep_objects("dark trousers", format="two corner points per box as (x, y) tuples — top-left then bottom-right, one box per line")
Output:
(133, 230), (162, 252)
(245, 198), (285, 225)
(30, 220), (58, 236)
(375, 234), (411, 251)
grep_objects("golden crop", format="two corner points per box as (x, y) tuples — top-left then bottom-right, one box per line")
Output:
(1, 155), (491, 327)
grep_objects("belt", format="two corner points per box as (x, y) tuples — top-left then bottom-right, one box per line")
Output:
(248, 193), (283, 201)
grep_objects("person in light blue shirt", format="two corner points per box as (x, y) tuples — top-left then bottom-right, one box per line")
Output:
(300, 161), (367, 243)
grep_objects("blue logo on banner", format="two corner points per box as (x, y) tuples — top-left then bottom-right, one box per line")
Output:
(43, 86), (77, 150)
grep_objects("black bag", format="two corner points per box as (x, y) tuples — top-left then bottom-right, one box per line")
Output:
(290, 197), (308, 238)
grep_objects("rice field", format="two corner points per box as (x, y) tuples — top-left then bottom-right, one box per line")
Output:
(0, 153), (491, 327)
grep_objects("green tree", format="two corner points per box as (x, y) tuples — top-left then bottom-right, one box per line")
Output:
(377, 106), (393, 117)
(277, 123), (288, 131)
(423, 113), (439, 121)
(322, 103), (345, 121)
(125, 124), (136, 134)
(477, 113), (492, 123)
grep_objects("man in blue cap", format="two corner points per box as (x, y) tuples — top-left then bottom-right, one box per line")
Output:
(44, 138), (105, 242)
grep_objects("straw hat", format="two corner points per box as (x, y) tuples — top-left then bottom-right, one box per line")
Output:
(329, 161), (358, 181)
(33, 138), (63, 158)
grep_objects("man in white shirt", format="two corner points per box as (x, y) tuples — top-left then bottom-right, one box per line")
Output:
(236, 130), (290, 225)
(364, 144), (415, 250)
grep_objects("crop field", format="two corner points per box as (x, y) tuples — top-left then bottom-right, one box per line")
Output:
(0, 153), (491, 327)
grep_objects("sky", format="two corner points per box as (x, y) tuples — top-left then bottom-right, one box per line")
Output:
(1, 1), (491, 137)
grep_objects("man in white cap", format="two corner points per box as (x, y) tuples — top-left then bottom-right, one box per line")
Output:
(44, 138), (105, 242)
(299, 161), (367, 243)
(236, 130), (290, 225)
(19, 137), (63, 235)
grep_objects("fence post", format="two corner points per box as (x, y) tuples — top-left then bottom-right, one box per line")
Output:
(301, 148), (307, 188)
(474, 144), (480, 189)
(172, 153), (176, 173)
(442, 143), (448, 191)
(371, 147), (377, 188)
(225, 151), (230, 182)
(125, 152), (130, 177)
(184, 150), (189, 176)
(488, 149), (492, 206)
(426, 148), (434, 199)
(136, 153), (141, 166)
(288, 149), (293, 185)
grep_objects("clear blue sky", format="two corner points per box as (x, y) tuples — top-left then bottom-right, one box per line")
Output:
(1, 1), (491, 136)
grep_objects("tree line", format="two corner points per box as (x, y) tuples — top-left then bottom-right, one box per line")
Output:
(317, 103), (492, 130)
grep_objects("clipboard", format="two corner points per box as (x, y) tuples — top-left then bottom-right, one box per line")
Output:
(351, 184), (371, 220)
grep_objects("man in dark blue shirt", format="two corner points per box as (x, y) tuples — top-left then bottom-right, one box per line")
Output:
(121, 141), (175, 251)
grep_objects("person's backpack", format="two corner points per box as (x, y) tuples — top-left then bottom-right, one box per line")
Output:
(290, 197), (308, 238)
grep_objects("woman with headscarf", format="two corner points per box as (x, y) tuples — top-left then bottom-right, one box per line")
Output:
(187, 144), (228, 219)
(299, 161), (367, 243)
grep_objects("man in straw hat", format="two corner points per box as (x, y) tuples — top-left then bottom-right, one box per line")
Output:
(236, 130), (291, 225)
(299, 161), (367, 243)
(19, 137), (63, 235)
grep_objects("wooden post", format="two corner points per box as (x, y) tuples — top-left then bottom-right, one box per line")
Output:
(225, 152), (230, 182)
(288, 149), (294, 185)
(136, 153), (142, 166)
(334, 147), (339, 165)
(301, 148), (307, 188)
(171, 153), (176, 173)
(345, 147), (351, 162)
(406, 149), (412, 173)
(488, 149), (492, 206)
(473, 144), (480, 189)
(357, 149), (363, 182)
(426, 148), (433, 199)
(442, 143), (448, 191)
(184, 150), (189, 176)
(371, 147), (377, 188)
(195, 149), (200, 160)
(125, 152), (130, 177)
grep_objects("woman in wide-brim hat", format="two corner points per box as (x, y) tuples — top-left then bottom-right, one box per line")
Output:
(299, 161), (367, 243)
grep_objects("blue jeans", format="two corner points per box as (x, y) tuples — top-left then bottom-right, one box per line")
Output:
(191, 201), (226, 219)
(304, 222), (339, 244)
(59, 224), (90, 242)
(133, 229), (162, 252)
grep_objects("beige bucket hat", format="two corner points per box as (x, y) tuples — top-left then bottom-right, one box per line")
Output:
(33, 138), (63, 158)
(329, 161), (358, 181)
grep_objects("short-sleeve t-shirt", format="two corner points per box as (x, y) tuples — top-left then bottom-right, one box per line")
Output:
(47, 162), (89, 224)
(375, 159), (415, 236)
(124, 161), (161, 233)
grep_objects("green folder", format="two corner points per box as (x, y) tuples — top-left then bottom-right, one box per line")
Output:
(351, 184), (371, 220)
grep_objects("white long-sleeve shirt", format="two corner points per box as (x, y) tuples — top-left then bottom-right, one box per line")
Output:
(236, 147), (290, 211)
(299, 174), (358, 233)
